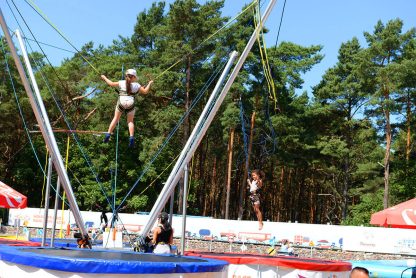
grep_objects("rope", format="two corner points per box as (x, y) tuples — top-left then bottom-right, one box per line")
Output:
(0, 35), (53, 206)
(6, 1), (114, 211)
(20, 35), (115, 212)
(135, 153), (180, 198)
(275, 0), (288, 47)
(139, 0), (258, 81)
(23, 0), (99, 74)
(24, 37), (75, 54)
(115, 58), (228, 212)
(239, 97), (250, 164)
(154, 0), (256, 80)
(253, 4), (277, 109)
(113, 122), (120, 214)
(29, 129), (107, 135)
(1, 11), (46, 176)
(21, 0), (257, 81)
(3, 31), (73, 209)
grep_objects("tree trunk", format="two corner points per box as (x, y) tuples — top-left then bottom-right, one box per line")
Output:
(178, 55), (192, 213)
(225, 128), (234, 219)
(383, 88), (391, 209)
(277, 166), (285, 222)
(309, 173), (315, 223)
(406, 91), (411, 162)
(210, 157), (217, 216)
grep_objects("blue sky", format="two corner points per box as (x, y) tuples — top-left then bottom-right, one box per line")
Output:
(1, 0), (415, 95)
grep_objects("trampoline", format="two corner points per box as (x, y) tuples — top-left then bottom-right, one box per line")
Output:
(29, 237), (104, 248)
(350, 260), (416, 278)
(0, 247), (228, 278)
(0, 238), (41, 247)
(185, 251), (352, 278)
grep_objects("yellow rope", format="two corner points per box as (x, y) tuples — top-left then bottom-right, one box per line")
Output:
(25, 0), (99, 74)
(137, 153), (181, 197)
(26, 0), (258, 88)
(153, 0), (258, 80)
(253, 3), (277, 108)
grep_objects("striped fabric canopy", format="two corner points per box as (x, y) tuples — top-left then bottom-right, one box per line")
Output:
(0, 181), (27, 209)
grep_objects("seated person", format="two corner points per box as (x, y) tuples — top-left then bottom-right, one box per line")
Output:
(152, 212), (173, 254)
(279, 239), (294, 255)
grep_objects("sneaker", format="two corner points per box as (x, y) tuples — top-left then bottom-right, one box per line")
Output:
(129, 136), (135, 148)
(103, 133), (111, 143)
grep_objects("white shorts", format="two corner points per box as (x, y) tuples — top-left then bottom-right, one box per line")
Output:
(153, 244), (171, 254)
(119, 95), (134, 110)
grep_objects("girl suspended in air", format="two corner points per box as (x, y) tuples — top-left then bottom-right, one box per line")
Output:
(101, 69), (153, 147)
(247, 169), (265, 230)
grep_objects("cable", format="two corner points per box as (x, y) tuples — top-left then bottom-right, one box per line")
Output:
(23, 0), (99, 73)
(274, 0), (287, 47)
(21, 36), (114, 211)
(24, 0), (256, 80)
(1, 34), (72, 208)
(115, 58), (228, 212)
(7, 0), (114, 210)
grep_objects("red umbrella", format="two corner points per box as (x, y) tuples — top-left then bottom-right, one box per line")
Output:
(0, 181), (27, 209)
(370, 198), (416, 229)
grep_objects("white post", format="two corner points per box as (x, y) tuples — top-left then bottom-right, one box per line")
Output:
(0, 10), (89, 245)
(181, 164), (189, 254)
(141, 50), (239, 236)
(41, 156), (53, 247)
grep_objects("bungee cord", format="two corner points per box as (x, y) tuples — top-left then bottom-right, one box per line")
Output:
(115, 58), (229, 213)
(22, 0), (257, 82)
(0, 35), (73, 209)
(3, 0), (275, 242)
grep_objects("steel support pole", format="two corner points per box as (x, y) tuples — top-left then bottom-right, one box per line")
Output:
(0, 11), (89, 244)
(141, 50), (239, 236)
(181, 164), (189, 254)
(50, 177), (61, 247)
(141, 0), (277, 237)
(41, 155), (53, 247)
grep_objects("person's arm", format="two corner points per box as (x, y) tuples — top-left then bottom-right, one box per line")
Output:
(139, 80), (154, 95)
(101, 75), (119, 87)
(257, 179), (263, 189)
(247, 178), (252, 188)
(168, 228), (174, 244)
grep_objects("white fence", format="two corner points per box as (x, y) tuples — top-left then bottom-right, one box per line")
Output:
(8, 207), (416, 255)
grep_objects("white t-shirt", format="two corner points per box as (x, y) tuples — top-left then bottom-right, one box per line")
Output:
(250, 180), (259, 193)
(118, 80), (141, 95)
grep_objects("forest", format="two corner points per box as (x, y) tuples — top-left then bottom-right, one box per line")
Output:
(1, 0), (416, 227)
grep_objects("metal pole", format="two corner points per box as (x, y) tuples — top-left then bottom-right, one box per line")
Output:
(181, 164), (189, 254)
(141, 50), (238, 236)
(169, 191), (174, 224)
(0, 13), (89, 244)
(141, 0), (277, 236)
(50, 177), (61, 247)
(42, 155), (53, 247)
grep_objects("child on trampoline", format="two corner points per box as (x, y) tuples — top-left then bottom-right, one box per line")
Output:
(101, 68), (153, 147)
(247, 169), (265, 230)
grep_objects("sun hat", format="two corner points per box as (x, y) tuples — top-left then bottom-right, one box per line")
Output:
(125, 69), (137, 77)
